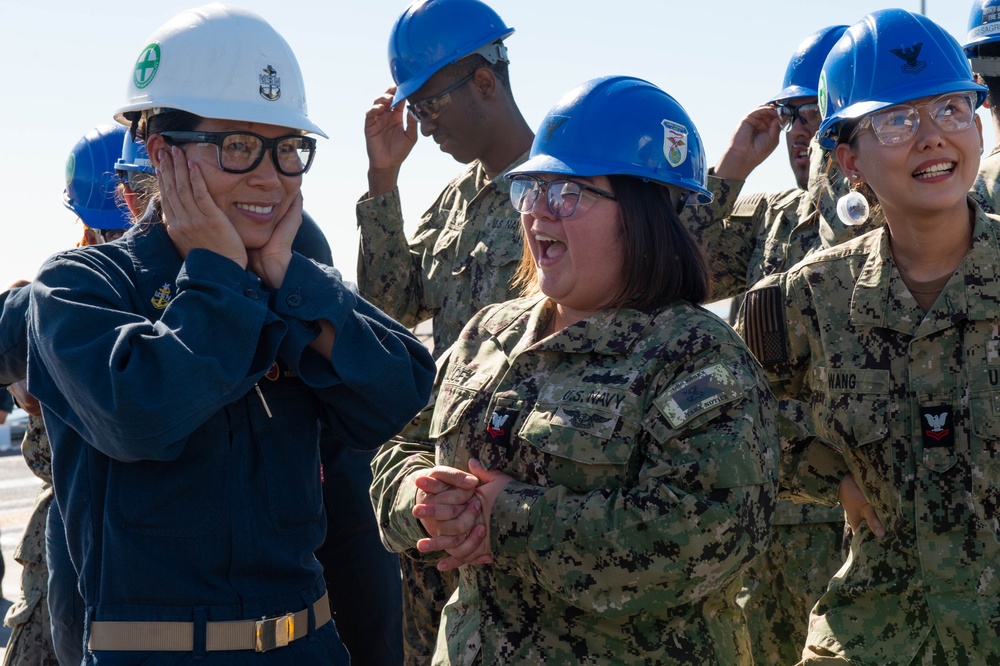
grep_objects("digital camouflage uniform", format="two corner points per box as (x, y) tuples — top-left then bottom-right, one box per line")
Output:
(357, 153), (527, 664)
(685, 141), (880, 665)
(3, 416), (59, 666)
(741, 202), (1000, 665)
(357, 153), (529, 357)
(372, 295), (778, 665)
(971, 147), (1000, 214)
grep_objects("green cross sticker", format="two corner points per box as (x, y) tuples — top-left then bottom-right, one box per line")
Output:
(64, 153), (75, 186)
(133, 43), (161, 89)
(818, 70), (828, 119)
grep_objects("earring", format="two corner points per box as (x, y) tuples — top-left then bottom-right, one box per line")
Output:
(837, 189), (870, 226)
(851, 172), (859, 180)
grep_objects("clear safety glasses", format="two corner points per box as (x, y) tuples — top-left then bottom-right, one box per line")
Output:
(508, 175), (617, 219)
(849, 92), (978, 146)
(406, 74), (474, 123)
(159, 131), (316, 176)
(774, 101), (822, 132)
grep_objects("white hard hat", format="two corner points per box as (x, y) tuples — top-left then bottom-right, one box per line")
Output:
(114, 3), (326, 137)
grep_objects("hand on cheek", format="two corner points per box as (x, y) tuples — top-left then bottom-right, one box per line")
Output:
(158, 146), (247, 268)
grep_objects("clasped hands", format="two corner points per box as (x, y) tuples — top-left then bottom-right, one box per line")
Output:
(411, 458), (513, 572)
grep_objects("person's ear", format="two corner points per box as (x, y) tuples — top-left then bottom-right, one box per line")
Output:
(145, 134), (166, 171)
(835, 142), (862, 183)
(471, 66), (497, 102)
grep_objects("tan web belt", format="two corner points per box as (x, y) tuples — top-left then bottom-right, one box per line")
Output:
(88, 592), (330, 652)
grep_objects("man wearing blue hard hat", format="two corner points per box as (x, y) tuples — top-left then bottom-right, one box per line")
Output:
(965, 0), (1000, 212)
(356, 0), (534, 662)
(680, 26), (869, 666)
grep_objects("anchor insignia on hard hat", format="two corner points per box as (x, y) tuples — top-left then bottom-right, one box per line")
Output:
(662, 119), (688, 168)
(890, 43), (927, 75)
(151, 283), (172, 309)
(259, 65), (281, 101)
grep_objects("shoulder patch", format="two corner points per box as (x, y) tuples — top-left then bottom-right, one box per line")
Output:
(656, 363), (745, 429)
(742, 285), (788, 366)
(731, 192), (767, 219)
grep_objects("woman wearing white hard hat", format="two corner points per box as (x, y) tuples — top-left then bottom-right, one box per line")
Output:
(26, 4), (435, 663)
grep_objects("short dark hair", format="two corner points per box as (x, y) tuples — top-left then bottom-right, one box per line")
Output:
(437, 45), (512, 98)
(976, 42), (1000, 109)
(513, 175), (709, 309)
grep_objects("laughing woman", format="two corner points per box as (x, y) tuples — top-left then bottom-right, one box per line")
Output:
(25, 5), (434, 664)
(372, 76), (777, 665)
(741, 9), (1000, 665)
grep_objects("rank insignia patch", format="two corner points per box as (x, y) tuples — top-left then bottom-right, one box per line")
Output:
(920, 406), (954, 449)
(484, 407), (517, 448)
(150, 283), (172, 309)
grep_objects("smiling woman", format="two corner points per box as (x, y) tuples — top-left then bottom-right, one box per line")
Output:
(24, 4), (435, 664)
(740, 8), (1000, 665)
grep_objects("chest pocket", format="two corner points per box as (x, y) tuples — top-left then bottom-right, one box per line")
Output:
(468, 216), (523, 268)
(517, 403), (639, 492)
(429, 379), (486, 468)
(971, 390), (1000, 527)
(755, 238), (786, 281)
(812, 366), (889, 448)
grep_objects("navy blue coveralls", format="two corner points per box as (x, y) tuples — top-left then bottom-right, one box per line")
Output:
(26, 221), (434, 664)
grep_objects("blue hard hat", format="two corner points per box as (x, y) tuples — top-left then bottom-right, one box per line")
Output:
(507, 76), (712, 205)
(964, 0), (1000, 56)
(388, 0), (514, 107)
(114, 132), (154, 174)
(817, 9), (986, 150)
(63, 125), (133, 230)
(769, 25), (849, 103)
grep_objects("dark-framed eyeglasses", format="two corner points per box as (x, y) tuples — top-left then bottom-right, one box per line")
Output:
(159, 131), (316, 176)
(407, 73), (474, 123)
(117, 169), (151, 193)
(774, 101), (822, 132)
(508, 175), (617, 219)
(849, 92), (978, 146)
(92, 228), (128, 243)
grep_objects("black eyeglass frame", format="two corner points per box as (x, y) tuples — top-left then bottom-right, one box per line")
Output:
(508, 174), (618, 219)
(407, 73), (475, 123)
(773, 101), (822, 132)
(159, 131), (317, 176)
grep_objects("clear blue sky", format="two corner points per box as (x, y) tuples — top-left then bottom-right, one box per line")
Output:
(0, 1), (980, 288)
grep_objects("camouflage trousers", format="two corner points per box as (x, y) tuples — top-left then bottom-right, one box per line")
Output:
(2, 591), (58, 666)
(400, 557), (458, 666)
(740, 521), (846, 666)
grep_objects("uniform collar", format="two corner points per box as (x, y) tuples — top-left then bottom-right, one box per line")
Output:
(850, 200), (1000, 334)
(480, 294), (658, 357)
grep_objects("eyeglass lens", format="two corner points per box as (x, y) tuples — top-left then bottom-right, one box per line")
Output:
(776, 103), (822, 131)
(407, 74), (473, 122)
(510, 178), (588, 218)
(868, 93), (977, 145)
(218, 134), (313, 175)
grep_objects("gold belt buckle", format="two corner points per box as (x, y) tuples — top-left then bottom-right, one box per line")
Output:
(255, 612), (294, 652)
